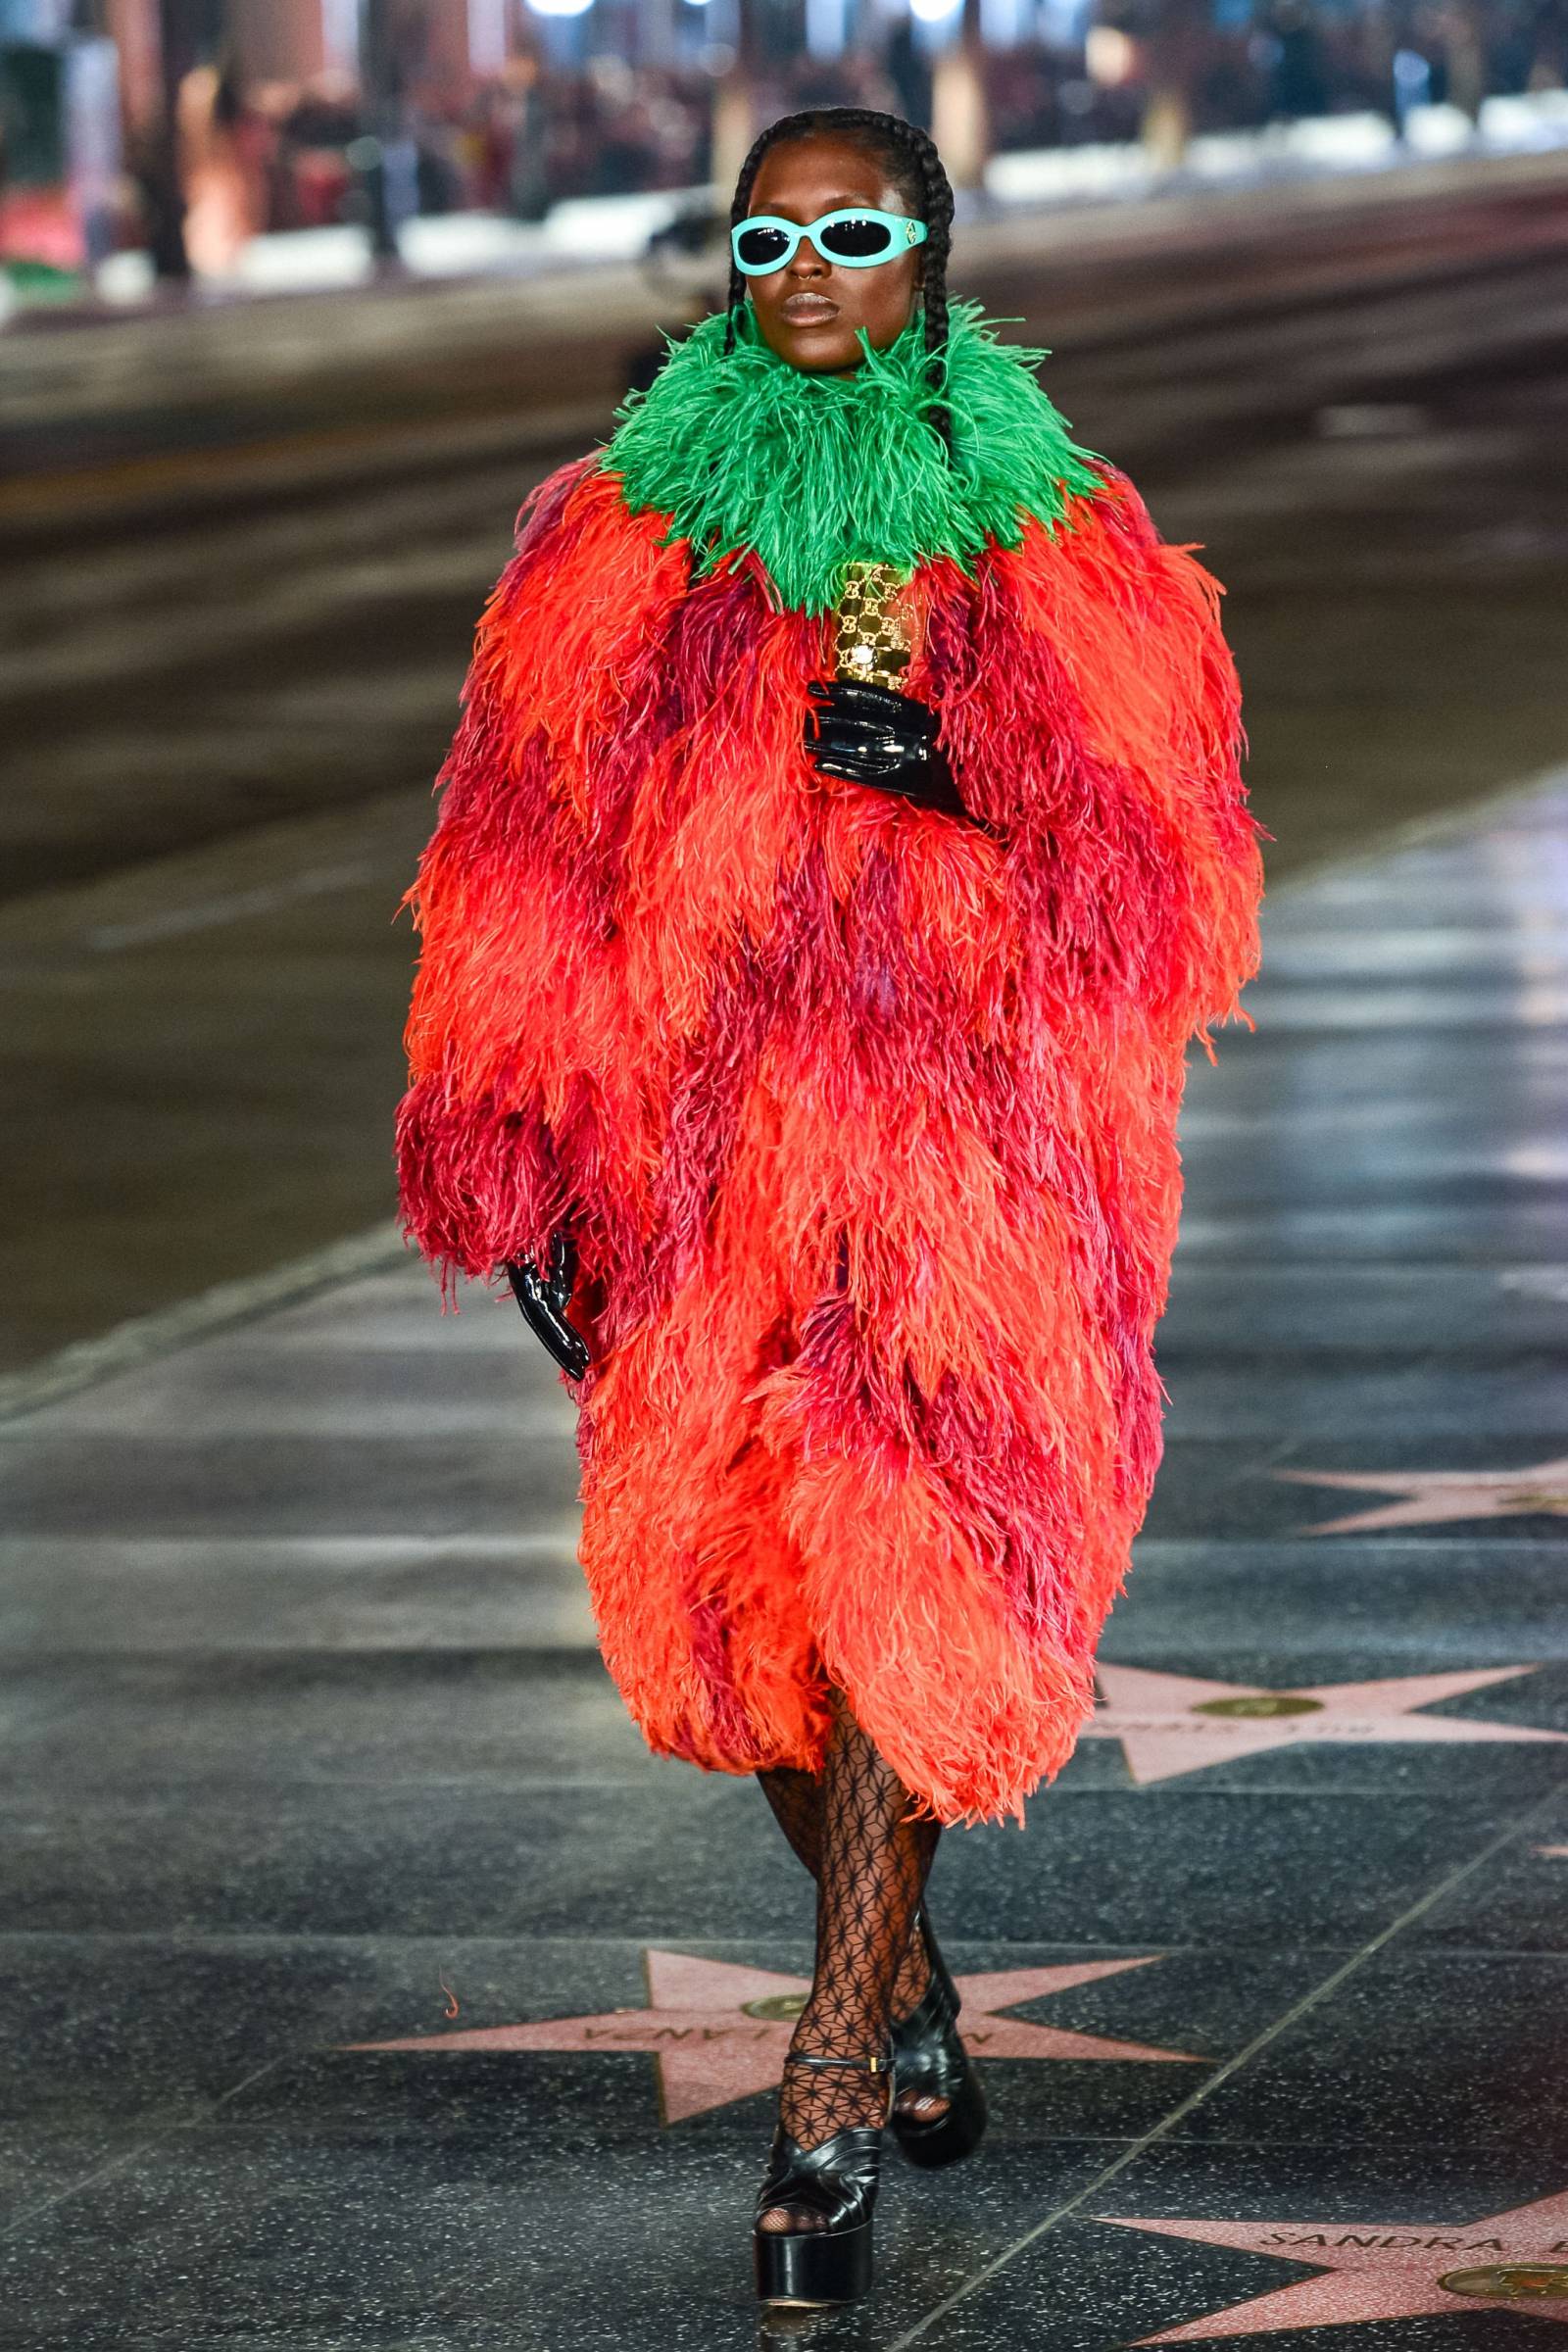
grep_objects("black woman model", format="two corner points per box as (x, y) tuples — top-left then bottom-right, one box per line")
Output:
(395, 105), (1261, 2308)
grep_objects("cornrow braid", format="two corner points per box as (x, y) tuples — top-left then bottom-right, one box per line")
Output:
(721, 107), (957, 461)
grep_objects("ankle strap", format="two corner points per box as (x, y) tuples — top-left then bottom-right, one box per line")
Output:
(785, 2047), (891, 2077)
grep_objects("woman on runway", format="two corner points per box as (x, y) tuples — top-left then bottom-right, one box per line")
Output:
(396, 107), (1261, 2307)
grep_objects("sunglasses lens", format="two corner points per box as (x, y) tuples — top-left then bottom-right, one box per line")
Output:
(736, 223), (792, 270)
(818, 215), (897, 260)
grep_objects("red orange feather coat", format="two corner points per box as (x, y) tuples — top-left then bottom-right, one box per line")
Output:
(396, 439), (1261, 1826)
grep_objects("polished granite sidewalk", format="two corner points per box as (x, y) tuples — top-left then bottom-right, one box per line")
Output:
(4, 782), (1568, 2349)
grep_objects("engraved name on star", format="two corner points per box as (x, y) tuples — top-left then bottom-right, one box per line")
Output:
(1277, 1455), (1568, 1535)
(1084, 1661), (1564, 1787)
(1099, 2183), (1568, 2340)
(338, 1949), (1201, 2123)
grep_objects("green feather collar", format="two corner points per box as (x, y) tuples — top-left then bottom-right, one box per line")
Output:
(600, 297), (1102, 615)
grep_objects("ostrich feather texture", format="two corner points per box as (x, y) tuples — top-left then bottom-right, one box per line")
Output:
(602, 298), (1103, 614)
(395, 367), (1262, 1826)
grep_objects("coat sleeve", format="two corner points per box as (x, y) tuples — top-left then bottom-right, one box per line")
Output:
(930, 467), (1263, 1048)
(394, 458), (688, 1298)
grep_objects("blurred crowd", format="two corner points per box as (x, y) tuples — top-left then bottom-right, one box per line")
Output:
(123, 48), (717, 270)
(110, 0), (1568, 272)
(993, 0), (1568, 151)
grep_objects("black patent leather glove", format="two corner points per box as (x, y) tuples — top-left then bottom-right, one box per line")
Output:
(505, 1229), (591, 1381)
(805, 678), (981, 827)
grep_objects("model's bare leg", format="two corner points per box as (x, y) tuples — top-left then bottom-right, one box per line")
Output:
(758, 1761), (949, 2123)
(758, 1695), (940, 2233)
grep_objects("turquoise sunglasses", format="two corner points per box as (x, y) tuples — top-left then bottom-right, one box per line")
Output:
(730, 207), (929, 277)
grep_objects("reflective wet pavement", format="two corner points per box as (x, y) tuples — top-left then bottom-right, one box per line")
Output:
(3, 776), (1567, 2346)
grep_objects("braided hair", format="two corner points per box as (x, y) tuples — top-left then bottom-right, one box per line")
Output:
(721, 108), (956, 458)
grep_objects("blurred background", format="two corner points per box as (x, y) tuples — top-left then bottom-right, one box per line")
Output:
(4, 0), (1567, 1386)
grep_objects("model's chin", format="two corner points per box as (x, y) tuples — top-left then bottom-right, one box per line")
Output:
(759, 320), (863, 374)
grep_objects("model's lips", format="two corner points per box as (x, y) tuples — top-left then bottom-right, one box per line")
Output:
(781, 293), (840, 324)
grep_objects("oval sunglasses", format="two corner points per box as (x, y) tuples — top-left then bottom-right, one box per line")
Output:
(731, 208), (929, 276)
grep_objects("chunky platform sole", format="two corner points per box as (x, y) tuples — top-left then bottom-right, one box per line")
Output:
(894, 2053), (988, 2170)
(754, 2215), (874, 2306)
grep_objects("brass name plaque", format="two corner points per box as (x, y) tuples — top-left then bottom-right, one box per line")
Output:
(1441, 2264), (1568, 2300)
(1191, 1694), (1327, 1720)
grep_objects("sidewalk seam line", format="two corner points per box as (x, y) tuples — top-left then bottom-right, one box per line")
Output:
(0, 2055), (289, 2245)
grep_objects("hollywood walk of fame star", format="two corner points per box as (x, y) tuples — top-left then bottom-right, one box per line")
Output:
(1277, 1455), (1568, 1536)
(339, 1949), (1201, 2123)
(1085, 1662), (1564, 1787)
(1100, 2182), (1568, 2340)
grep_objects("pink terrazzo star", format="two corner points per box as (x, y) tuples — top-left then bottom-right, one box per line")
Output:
(1101, 2183), (1568, 2339)
(1277, 1455), (1568, 1535)
(339, 1949), (1200, 2122)
(1085, 1661), (1564, 1787)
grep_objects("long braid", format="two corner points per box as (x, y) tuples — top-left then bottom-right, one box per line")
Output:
(721, 107), (956, 461)
(721, 118), (781, 359)
(907, 127), (955, 455)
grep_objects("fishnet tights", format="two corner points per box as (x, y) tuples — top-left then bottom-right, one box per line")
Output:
(758, 1765), (936, 2024)
(756, 1699), (941, 2233)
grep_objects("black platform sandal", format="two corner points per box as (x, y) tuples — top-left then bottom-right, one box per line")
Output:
(753, 2046), (893, 2307)
(891, 1907), (988, 2170)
